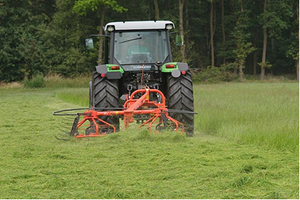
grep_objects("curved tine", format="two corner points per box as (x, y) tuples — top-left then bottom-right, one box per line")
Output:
(53, 107), (89, 116)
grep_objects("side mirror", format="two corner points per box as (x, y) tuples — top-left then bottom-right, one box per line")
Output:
(176, 34), (184, 46)
(85, 38), (94, 50)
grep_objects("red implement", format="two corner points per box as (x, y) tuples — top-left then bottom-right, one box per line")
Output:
(72, 87), (184, 138)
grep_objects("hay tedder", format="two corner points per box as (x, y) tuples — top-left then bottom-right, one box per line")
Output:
(53, 21), (196, 138)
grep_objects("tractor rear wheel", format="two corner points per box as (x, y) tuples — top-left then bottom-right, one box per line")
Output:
(92, 71), (120, 132)
(89, 81), (92, 108)
(167, 71), (194, 136)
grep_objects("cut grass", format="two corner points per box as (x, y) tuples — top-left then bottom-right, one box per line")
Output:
(0, 82), (298, 198)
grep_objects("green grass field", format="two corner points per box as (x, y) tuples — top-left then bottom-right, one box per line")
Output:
(0, 82), (298, 198)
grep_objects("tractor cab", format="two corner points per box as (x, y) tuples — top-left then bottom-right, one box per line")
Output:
(105, 21), (175, 71)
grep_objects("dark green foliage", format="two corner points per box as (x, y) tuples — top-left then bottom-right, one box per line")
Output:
(193, 65), (238, 83)
(38, 0), (98, 77)
(0, 0), (298, 82)
(0, 0), (56, 82)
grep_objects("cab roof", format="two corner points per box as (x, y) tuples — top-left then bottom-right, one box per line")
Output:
(104, 21), (175, 31)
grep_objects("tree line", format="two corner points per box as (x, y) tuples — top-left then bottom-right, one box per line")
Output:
(0, 0), (298, 82)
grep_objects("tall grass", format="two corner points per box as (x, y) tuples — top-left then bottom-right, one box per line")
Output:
(53, 82), (299, 152)
(23, 74), (45, 88)
(54, 88), (89, 107)
(45, 74), (90, 88)
(194, 82), (299, 152)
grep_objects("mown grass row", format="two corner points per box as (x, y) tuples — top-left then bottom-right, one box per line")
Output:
(54, 82), (299, 152)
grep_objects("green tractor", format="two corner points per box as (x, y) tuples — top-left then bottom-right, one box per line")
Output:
(87, 20), (194, 136)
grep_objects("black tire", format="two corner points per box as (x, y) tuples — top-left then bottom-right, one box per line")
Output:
(89, 81), (93, 108)
(92, 71), (120, 132)
(167, 71), (194, 136)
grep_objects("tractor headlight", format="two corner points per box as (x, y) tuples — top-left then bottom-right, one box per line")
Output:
(165, 24), (174, 30)
(107, 25), (115, 32)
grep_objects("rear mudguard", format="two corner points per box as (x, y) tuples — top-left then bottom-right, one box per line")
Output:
(161, 62), (189, 78)
(95, 64), (124, 79)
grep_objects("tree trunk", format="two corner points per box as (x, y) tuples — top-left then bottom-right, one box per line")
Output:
(239, 64), (244, 81)
(296, 60), (299, 82)
(260, 0), (268, 80)
(98, 6), (105, 65)
(297, 6), (299, 82)
(154, 0), (159, 20)
(185, 0), (189, 47)
(179, 0), (185, 62)
(253, 50), (257, 75)
(261, 25), (267, 80)
(239, 0), (244, 81)
(221, 0), (226, 65)
(233, 66), (237, 75)
(210, 0), (215, 67)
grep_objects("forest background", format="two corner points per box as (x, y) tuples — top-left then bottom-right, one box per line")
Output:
(0, 0), (299, 83)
